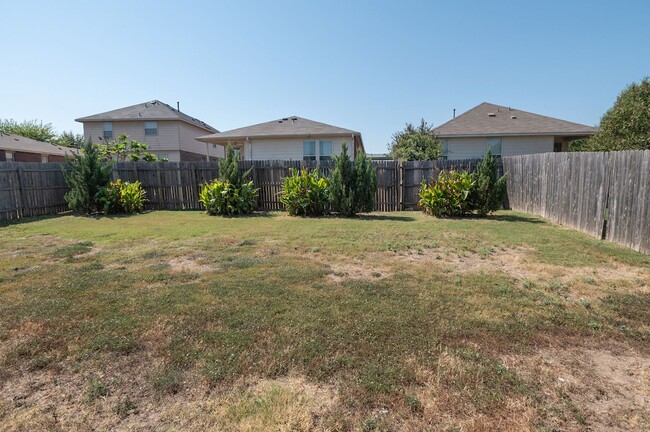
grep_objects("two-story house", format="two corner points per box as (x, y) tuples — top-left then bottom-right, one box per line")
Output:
(76, 100), (223, 161)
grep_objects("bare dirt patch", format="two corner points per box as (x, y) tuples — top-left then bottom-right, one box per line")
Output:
(503, 344), (650, 431)
(168, 256), (216, 274)
(400, 247), (649, 290)
(326, 258), (392, 282)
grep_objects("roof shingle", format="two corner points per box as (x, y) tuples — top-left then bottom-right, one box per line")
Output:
(0, 134), (78, 156)
(197, 116), (360, 142)
(75, 100), (218, 133)
(434, 102), (598, 137)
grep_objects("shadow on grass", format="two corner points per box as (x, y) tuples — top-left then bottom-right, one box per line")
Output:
(486, 214), (546, 224)
(0, 212), (70, 227)
(356, 214), (417, 222)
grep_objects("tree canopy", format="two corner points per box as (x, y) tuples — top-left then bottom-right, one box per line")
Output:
(0, 119), (57, 143)
(579, 77), (650, 151)
(387, 119), (442, 161)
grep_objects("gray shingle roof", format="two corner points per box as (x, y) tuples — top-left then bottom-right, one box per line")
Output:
(0, 134), (78, 156)
(434, 102), (598, 137)
(197, 116), (361, 142)
(75, 100), (218, 133)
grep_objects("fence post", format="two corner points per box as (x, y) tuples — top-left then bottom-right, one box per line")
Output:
(399, 161), (405, 211)
(16, 164), (28, 217)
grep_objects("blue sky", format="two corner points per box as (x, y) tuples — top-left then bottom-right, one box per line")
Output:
(2, 0), (649, 153)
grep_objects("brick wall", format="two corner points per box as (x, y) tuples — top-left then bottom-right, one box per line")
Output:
(14, 152), (41, 163)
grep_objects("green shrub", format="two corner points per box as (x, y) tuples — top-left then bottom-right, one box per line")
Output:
(469, 148), (507, 216)
(419, 170), (475, 217)
(199, 180), (257, 215)
(219, 145), (250, 187)
(330, 143), (377, 216)
(63, 139), (112, 213)
(97, 179), (146, 214)
(280, 167), (329, 216)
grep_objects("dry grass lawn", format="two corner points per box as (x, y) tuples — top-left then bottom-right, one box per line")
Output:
(0, 210), (649, 431)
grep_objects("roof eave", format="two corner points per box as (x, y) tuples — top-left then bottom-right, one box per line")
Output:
(197, 132), (361, 143)
(76, 117), (217, 133)
(436, 131), (598, 138)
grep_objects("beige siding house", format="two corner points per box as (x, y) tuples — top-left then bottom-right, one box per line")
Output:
(434, 103), (598, 160)
(197, 116), (364, 162)
(76, 100), (223, 161)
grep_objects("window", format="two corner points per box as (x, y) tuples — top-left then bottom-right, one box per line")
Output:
(319, 140), (332, 161)
(156, 153), (169, 161)
(5, 151), (15, 161)
(487, 138), (502, 157)
(102, 122), (113, 140)
(303, 140), (316, 161)
(41, 155), (49, 163)
(144, 121), (158, 136)
(441, 140), (449, 160)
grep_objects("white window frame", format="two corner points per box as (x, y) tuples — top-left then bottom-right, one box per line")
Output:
(319, 140), (333, 161)
(41, 154), (49, 163)
(487, 138), (502, 157)
(441, 140), (449, 160)
(102, 122), (113, 140)
(5, 151), (15, 161)
(303, 140), (316, 161)
(144, 121), (158, 136)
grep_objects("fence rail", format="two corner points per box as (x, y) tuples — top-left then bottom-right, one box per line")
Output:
(0, 158), (489, 221)
(503, 150), (650, 254)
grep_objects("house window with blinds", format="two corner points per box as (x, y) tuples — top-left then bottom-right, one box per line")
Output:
(144, 121), (158, 136)
(303, 140), (316, 161)
(102, 122), (113, 140)
(487, 138), (502, 157)
(319, 140), (332, 161)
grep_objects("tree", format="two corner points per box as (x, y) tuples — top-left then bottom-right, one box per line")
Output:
(0, 119), (57, 143)
(330, 143), (377, 216)
(584, 77), (650, 151)
(96, 134), (160, 162)
(219, 145), (249, 187)
(470, 148), (507, 216)
(387, 119), (442, 160)
(63, 139), (112, 213)
(54, 131), (85, 148)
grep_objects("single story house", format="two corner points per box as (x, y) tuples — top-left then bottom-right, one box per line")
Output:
(197, 116), (364, 162)
(76, 100), (223, 162)
(0, 134), (77, 163)
(434, 102), (598, 159)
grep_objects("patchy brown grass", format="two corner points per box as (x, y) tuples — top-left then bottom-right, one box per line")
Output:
(1, 211), (649, 431)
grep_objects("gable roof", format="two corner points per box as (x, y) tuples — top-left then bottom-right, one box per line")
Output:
(197, 116), (361, 142)
(75, 100), (218, 133)
(434, 102), (598, 137)
(0, 134), (78, 156)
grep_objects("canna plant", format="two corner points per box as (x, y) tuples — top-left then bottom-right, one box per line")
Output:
(280, 167), (330, 216)
(419, 170), (475, 217)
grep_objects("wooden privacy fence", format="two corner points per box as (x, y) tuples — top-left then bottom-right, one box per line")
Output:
(0, 158), (490, 220)
(503, 150), (650, 255)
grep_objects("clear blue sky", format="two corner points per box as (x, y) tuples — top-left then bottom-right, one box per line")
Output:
(2, 1), (649, 153)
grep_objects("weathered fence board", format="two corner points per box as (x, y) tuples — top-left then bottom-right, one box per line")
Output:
(503, 150), (649, 255)
(0, 158), (488, 221)
(606, 150), (650, 254)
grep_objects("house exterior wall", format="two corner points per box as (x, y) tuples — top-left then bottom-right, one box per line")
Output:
(0, 150), (5, 162)
(14, 152), (42, 163)
(82, 120), (221, 161)
(241, 137), (356, 161)
(445, 135), (554, 159)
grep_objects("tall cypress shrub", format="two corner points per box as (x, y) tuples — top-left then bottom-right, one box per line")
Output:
(330, 143), (377, 216)
(63, 139), (112, 213)
(219, 145), (250, 187)
(470, 148), (506, 216)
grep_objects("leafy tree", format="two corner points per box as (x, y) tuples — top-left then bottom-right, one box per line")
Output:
(54, 131), (85, 148)
(219, 145), (249, 187)
(63, 139), (112, 214)
(470, 148), (507, 216)
(388, 119), (442, 160)
(0, 119), (57, 143)
(585, 77), (650, 151)
(330, 143), (377, 216)
(96, 134), (160, 162)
